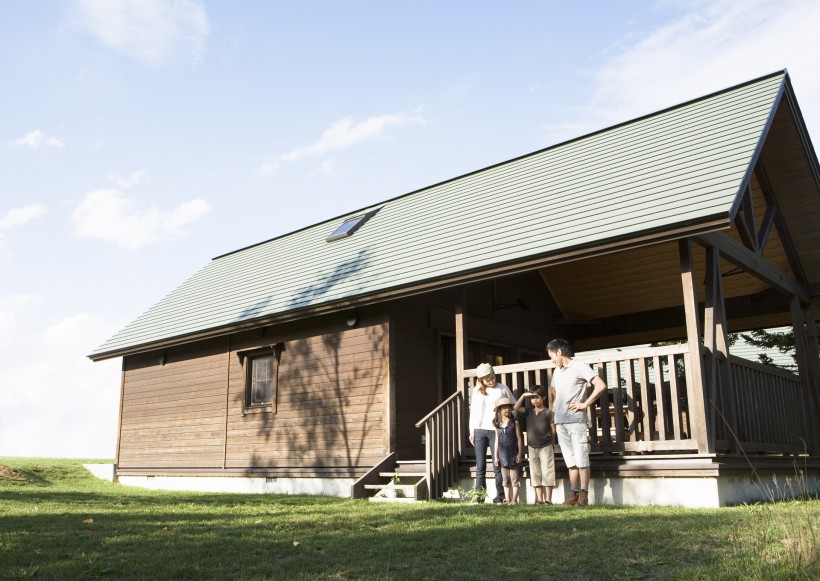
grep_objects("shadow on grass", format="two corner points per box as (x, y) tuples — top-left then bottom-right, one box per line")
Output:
(3, 491), (795, 580)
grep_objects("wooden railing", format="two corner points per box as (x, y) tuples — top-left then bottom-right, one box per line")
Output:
(415, 344), (811, 499)
(414, 390), (464, 500)
(719, 356), (809, 453)
(475, 344), (700, 454)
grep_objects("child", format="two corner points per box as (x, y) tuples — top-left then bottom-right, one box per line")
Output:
(515, 385), (556, 505)
(493, 397), (523, 505)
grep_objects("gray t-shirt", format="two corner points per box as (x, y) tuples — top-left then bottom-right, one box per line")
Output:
(551, 359), (597, 425)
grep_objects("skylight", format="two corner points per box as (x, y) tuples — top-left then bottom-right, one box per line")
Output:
(326, 209), (378, 241)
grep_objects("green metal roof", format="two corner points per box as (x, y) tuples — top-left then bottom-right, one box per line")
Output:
(91, 71), (788, 360)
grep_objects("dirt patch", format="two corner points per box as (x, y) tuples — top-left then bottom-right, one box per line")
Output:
(0, 465), (26, 481)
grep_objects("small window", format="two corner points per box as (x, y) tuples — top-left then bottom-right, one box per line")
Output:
(248, 354), (274, 407)
(240, 345), (282, 412)
(326, 209), (379, 241)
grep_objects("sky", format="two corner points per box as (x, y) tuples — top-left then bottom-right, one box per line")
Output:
(2, 0), (819, 459)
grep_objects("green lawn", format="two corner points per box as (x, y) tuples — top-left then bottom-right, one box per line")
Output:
(1, 458), (817, 580)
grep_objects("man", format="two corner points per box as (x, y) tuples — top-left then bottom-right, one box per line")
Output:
(547, 339), (607, 506)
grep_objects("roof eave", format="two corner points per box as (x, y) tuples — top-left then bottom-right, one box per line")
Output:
(88, 215), (731, 362)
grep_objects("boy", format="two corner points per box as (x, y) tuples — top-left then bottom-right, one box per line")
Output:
(514, 385), (556, 504)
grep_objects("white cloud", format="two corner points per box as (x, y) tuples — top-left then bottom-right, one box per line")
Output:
(257, 108), (426, 175)
(0, 294), (45, 347)
(547, 0), (820, 144)
(0, 310), (123, 458)
(12, 130), (64, 148)
(68, 0), (209, 67)
(0, 312), (15, 347)
(0, 293), (45, 311)
(283, 109), (426, 161)
(71, 188), (212, 250)
(0, 204), (47, 248)
(255, 162), (279, 176)
(319, 159), (338, 177)
(109, 169), (146, 188)
(0, 203), (47, 230)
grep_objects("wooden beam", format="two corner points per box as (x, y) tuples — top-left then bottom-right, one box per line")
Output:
(734, 184), (758, 253)
(754, 161), (808, 284)
(702, 248), (719, 443)
(791, 298), (820, 454)
(704, 247), (738, 452)
(386, 319), (396, 454)
(757, 202), (776, 255)
(115, 357), (126, 470)
(222, 335), (231, 469)
(454, 290), (468, 453)
(695, 231), (810, 302)
(678, 239), (712, 454)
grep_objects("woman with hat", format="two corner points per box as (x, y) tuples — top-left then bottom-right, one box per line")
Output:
(468, 363), (514, 503)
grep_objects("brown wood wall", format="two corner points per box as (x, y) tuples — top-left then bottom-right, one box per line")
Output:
(393, 312), (438, 459)
(118, 310), (389, 475)
(119, 338), (229, 468)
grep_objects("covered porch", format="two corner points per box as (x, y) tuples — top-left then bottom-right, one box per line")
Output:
(412, 229), (820, 505)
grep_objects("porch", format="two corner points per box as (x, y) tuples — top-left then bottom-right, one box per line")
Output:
(407, 341), (818, 505)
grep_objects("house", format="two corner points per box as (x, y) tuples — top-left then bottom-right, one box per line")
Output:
(90, 70), (820, 507)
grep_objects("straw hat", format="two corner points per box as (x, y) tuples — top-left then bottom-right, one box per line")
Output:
(493, 397), (514, 411)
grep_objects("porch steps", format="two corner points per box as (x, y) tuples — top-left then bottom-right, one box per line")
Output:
(364, 460), (427, 502)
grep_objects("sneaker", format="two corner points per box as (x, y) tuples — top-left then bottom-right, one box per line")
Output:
(563, 491), (579, 506)
(577, 490), (589, 507)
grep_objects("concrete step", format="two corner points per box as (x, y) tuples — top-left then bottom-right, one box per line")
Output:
(363, 483), (416, 492)
(378, 472), (424, 480)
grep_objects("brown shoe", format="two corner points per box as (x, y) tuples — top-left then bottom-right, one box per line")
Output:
(563, 491), (579, 506)
(577, 490), (589, 507)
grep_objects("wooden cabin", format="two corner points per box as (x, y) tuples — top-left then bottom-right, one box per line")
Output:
(90, 70), (820, 507)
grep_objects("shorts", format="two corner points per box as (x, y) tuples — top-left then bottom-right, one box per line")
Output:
(527, 444), (556, 487)
(556, 422), (590, 468)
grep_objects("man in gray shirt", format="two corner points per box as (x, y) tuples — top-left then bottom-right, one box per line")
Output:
(548, 339), (607, 506)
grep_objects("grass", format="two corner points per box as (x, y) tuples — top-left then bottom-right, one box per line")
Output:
(1, 458), (818, 580)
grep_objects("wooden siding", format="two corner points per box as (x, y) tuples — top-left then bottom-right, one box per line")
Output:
(119, 338), (229, 468)
(117, 313), (389, 474)
(224, 322), (388, 470)
(393, 312), (439, 459)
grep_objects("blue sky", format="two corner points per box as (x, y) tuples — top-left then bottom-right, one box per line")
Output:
(2, 0), (819, 458)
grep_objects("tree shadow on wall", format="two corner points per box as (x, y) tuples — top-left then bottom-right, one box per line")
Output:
(249, 322), (385, 476)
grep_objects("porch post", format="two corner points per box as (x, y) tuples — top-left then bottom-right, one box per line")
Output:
(703, 246), (737, 452)
(790, 297), (820, 454)
(455, 289), (469, 454)
(678, 239), (712, 454)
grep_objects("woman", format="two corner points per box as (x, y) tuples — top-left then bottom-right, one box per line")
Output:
(468, 362), (514, 503)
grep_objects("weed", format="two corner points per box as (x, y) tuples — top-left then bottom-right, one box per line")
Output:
(449, 484), (488, 503)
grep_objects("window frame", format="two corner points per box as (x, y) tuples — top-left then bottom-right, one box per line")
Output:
(238, 344), (282, 414)
(325, 208), (380, 242)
